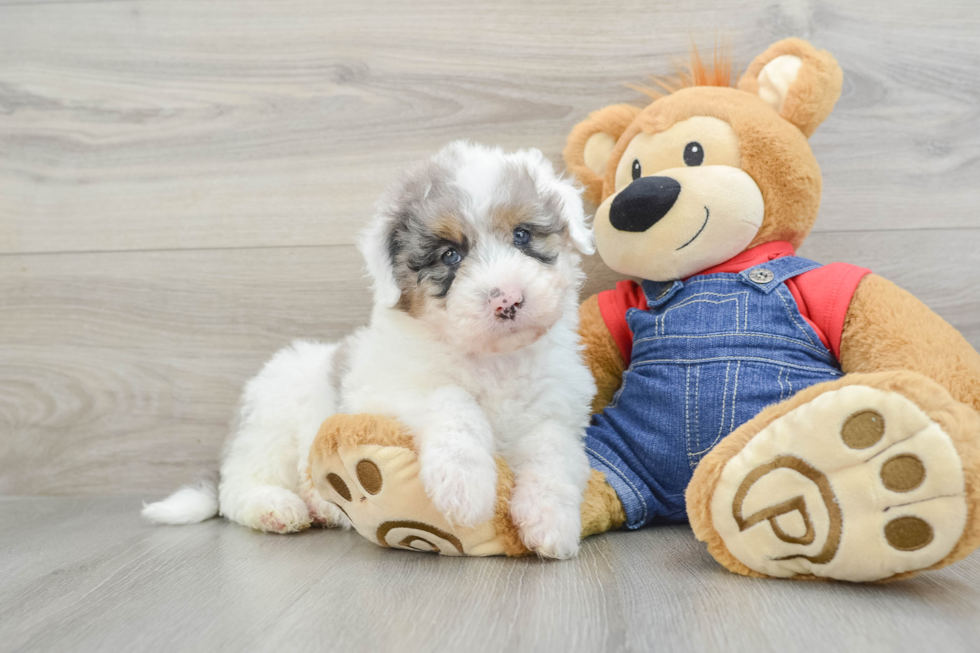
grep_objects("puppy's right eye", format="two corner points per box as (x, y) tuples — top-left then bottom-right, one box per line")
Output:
(441, 248), (462, 266)
(513, 228), (531, 247)
(631, 159), (642, 180)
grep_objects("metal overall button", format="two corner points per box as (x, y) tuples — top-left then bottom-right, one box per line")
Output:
(749, 268), (775, 284)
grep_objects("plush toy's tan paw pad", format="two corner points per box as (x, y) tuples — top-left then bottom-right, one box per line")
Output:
(309, 431), (511, 556)
(711, 385), (972, 582)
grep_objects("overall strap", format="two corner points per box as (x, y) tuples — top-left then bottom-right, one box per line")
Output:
(738, 256), (822, 294)
(640, 279), (684, 307)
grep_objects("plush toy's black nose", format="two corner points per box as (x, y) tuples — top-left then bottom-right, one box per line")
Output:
(609, 176), (682, 232)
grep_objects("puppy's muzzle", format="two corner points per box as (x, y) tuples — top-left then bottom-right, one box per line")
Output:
(609, 176), (681, 233)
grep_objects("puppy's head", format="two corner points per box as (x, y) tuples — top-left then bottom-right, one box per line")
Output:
(360, 141), (593, 355)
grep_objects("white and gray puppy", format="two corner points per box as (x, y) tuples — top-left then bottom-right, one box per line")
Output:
(143, 141), (597, 558)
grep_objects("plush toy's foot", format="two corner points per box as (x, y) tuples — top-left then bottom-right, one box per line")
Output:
(307, 414), (530, 556)
(688, 372), (980, 582)
(307, 414), (627, 557)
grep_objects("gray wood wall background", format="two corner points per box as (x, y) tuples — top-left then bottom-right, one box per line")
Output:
(2, 0), (978, 497)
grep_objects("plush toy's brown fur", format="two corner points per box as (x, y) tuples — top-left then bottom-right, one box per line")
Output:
(578, 295), (626, 414)
(565, 104), (642, 205)
(737, 39), (843, 139)
(560, 37), (980, 581)
(841, 275), (980, 413)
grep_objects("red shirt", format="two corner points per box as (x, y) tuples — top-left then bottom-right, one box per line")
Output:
(597, 241), (870, 363)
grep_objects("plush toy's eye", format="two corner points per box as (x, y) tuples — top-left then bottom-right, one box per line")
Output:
(441, 248), (462, 266)
(683, 142), (704, 166)
(513, 228), (531, 247)
(631, 159), (642, 180)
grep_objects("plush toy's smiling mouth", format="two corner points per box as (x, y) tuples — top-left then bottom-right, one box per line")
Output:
(676, 206), (710, 250)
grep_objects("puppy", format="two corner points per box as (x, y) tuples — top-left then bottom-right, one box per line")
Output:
(143, 141), (597, 558)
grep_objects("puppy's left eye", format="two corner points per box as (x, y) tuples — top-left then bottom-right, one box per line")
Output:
(441, 248), (462, 266)
(513, 228), (531, 247)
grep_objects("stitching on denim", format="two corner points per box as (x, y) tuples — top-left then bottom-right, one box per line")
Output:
(730, 361), (741, 433)
(586, 446), (648, 525)
(658, 293), (746, 335)
(684, 365), (692, 465)
(608, 369), (628, 409)
(686, 261), (819, 287)
(693, 366), (701, 470)
(631, 356), (845, 374)
(684, 277), (736, 285)
(632, 332), (836, 359)
(743, 291), (748, 331)
(660, 292), (745, 309)
(774, 285), (816, 346)
(777, 367), (785, 402)
(775, 259), (822, 282)
(720, 361), (730, 444)
(787, 370), (793, 397)
(688, 362), (730, 459)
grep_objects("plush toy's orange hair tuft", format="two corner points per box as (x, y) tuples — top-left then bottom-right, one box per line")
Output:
(628, 42), (736, 100)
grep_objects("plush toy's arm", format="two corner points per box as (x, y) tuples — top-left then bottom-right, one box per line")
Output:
(579, 294), (627, 414)
(840, 274), (980, 412)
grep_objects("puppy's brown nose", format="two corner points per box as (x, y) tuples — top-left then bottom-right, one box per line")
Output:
(489, 288), (523, 320)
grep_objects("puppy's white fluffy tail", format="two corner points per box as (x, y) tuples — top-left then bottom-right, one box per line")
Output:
(142, 476), (219, 525)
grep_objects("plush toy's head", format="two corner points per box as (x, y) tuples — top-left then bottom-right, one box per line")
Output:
(564, 38), (843, 282)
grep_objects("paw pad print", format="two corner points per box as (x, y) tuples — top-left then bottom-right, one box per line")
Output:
(311, 443), (473, 555)
(839, 409), (933, 551)
(320, 457), (387, 526)
(712, 385), (971, 581)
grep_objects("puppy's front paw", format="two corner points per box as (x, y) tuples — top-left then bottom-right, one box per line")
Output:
(510, 476), (582, 559)
(239, 486), (312, 534)
(420, 447), (498, 527)
(300, 482), (352, 529)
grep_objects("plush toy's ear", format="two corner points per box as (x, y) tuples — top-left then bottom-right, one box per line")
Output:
(737, 38), (843, 138)
(564, 104), (643, 204)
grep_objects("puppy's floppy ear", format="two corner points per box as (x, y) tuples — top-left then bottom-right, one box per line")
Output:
(737, 38), (843, 138)
(522, 148), (595, 256)
(563, 104), (643, 205)
(357, 209), (402, 308)
(553, 175), (595, 255)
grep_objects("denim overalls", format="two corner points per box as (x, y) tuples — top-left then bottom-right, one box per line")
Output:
(585, 256), (844, 529)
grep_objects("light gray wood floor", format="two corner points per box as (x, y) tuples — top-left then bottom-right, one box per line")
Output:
(3, 497), (980, 653)
(2, 0), (980, 651)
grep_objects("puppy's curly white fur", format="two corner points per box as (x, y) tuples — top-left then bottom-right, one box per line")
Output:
(143, 141), (597, 558)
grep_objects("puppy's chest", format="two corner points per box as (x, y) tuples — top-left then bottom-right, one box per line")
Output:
(452, 359), (540, 434)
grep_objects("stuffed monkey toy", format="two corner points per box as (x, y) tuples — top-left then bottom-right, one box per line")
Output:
(309, 38), (980, 582)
